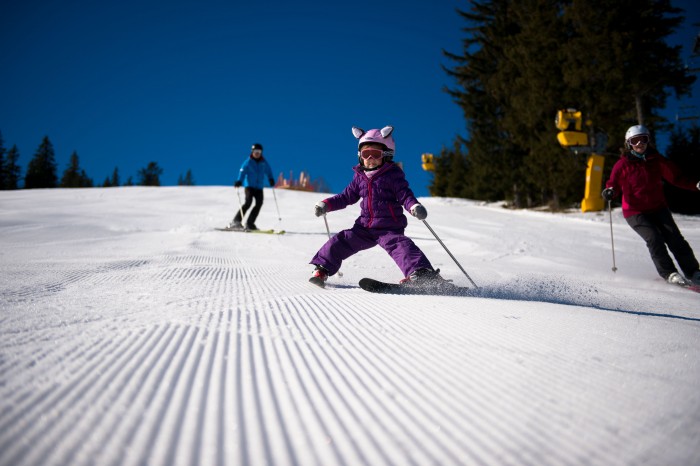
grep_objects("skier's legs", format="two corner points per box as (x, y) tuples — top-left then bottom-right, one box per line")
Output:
(377, 230), (433, 277)
(234, 188), (255, 223)
(655, 208), (699, 277)
(245, 189), (265, 226)
(310, 224), (376, 275)
(626, 212), (677, 279)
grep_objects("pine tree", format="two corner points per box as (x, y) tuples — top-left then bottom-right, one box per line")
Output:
(0, 131), (6, 189)
(444, 0), (530, 205)
(4, 145), (22, 189)
(60, 152), (80, 188)
(24, 136), (58, 189)
(429, 146), (454, 197)
(138, 161), (163, 186)
(110, 167), (120, 187)
(560, 0), (694, 148)
(442, 0), (695, 207)
(60, 151), (93, 188)
(178, 169), (195, 186)
(664, 125), (700, 214)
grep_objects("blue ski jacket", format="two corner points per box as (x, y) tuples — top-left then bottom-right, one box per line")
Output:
(236, 155), (273, 189)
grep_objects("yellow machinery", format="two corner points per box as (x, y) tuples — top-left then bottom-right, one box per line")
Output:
(421, 153), (435, 171)
(581, 154), (605, 212)
(555, 108), (605, 212)
(554, 108), (589, 147)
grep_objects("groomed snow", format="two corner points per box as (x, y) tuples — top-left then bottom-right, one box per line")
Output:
(1, 186), (698, 466)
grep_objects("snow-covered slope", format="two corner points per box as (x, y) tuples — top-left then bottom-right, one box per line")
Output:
(1, 186), (698, 466)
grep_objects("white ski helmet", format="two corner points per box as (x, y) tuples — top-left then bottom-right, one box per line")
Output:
(624, 125), (650, 149)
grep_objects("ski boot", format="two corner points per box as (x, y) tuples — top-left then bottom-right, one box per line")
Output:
(226, 220), (244, 230)
(309, 265), (329, 288)
(400, 268), (454, 291)
(667, 272), (691, 287)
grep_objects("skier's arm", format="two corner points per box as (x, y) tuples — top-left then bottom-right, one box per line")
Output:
(659, 157), (699, 191)
(324, 177), (361, 212)
(604, 162), (623, 198)
(393, 171), (420, 212)
(235, 159), (250, 185)
(265, 161), (274, 186)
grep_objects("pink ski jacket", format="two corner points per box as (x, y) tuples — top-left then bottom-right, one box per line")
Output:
(606, 148), (699, 218)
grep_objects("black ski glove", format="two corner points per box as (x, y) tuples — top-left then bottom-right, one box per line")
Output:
(601, 187), (614, 201)
(234, 181), (242, 188)
(269, 178), (275, 187)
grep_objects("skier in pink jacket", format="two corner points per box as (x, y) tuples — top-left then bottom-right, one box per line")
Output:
(602, 125), (700, 287)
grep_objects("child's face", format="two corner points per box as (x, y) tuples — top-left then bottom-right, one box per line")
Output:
(360, 143), (385, 169)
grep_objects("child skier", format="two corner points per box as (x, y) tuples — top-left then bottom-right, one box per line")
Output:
(602, 124), (700, 287)
(309, 125), (448, 288)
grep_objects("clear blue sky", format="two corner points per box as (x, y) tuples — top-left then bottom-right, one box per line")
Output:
(1, 0), (698, 196)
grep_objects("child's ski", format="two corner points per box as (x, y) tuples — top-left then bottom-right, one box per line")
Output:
(215, 227), (285, 235)
(358, 277), (473, 296)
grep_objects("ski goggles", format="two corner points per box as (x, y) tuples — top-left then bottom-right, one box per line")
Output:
(629, 135), (649, 146)
(360, 148), (384, 160)
(252, 149), (262, 155)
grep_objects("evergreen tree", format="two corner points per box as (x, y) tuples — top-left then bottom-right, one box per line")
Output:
(124, 176), (134, 186)
(429, 146), (455, 197)
(560, 0), (694, 151)
(138, 161), (163, 186)
(25, 136), (58, 189)
(664, 125), (700, 214)
(443, 0), (528, 205)
(81, 170), (93, 187)
(110, 167), (120, 187)
(0, 131), (6, 189)
(494, 0), (585, 208)
(60, 151), (93, 188)
(178, 169), (195, 186)
(441, 0), (695, 207)
(4, 145), (22, 189)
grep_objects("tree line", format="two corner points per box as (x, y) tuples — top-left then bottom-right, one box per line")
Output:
(0, 132), (195, 189)
(431, 0), (698, 210)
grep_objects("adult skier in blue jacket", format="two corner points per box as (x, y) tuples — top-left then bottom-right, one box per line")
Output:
(228, 143), (275, 230)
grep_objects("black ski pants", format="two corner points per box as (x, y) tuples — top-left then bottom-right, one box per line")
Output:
(625, 208), (699, 279)
(234, 187), (264, 227)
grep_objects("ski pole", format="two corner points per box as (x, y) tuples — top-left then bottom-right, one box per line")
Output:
(271, 187), (282, 221)
(422, 219), (478, 288)
(323, 214), (343, 277)
(608, 200), (618, 272)
(235, 187), (245, 224)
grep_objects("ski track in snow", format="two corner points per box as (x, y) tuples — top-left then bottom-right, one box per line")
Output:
(1, 187), (699, 466)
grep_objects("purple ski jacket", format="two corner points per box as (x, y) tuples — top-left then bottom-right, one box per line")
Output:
(322, 162), (420, 230)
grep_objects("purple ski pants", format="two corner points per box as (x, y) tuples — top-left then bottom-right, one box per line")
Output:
(310, 224), (433, 278)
